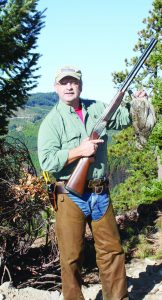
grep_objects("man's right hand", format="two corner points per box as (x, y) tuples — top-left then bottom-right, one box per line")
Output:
(79, 137), (104, 157)
(66, 137), (104, 165)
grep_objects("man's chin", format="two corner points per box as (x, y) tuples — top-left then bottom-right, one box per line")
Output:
(64, 97), (76, 103)
(64, 95), (74, 100)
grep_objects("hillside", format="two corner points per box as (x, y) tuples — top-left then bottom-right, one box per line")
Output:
(8, 92), (58, 173)
(9, 92), (58, 129)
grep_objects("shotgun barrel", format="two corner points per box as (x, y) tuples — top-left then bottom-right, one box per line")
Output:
(65, 38), (158, 197)
(92, 38), (158, 136)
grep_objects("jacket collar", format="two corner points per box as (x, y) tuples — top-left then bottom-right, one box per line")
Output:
(58, 98), (88, 113)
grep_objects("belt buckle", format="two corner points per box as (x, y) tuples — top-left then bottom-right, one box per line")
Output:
(94, 185), (104, 194)
(88, 178), (108, 195)
(88, 179), (104, 188)
(88, 178), (101, 187)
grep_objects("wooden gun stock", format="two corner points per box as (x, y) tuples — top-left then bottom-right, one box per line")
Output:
(66, 156), (95, 197)
(65, 38), (158, 197)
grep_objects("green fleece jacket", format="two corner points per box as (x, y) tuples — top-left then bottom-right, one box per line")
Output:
(37, 98), (130, 180)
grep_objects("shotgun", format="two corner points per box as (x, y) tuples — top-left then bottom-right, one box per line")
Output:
(65, 38), (158, 197)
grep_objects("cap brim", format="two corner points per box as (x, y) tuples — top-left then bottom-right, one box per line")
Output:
(55, 72), (81, 83)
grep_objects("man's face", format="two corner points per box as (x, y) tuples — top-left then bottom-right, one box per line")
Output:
(55, 76), (82, 105)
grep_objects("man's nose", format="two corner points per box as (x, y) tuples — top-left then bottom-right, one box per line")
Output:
(66, 82), (73, 88)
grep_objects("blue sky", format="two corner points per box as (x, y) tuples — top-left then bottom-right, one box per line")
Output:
(34, 0), (153, 103)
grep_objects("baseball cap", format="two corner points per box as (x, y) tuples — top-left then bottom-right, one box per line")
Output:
(55, 66), (82, 83)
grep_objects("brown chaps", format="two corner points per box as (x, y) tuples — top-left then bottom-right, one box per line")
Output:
(55, 194), (129, 300)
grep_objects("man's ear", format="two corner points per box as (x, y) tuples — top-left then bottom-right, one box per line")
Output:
(79, 81), (83, 92)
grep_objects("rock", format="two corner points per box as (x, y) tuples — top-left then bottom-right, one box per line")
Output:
(0, 258), (162, 300)
(0, 281), (60, 300)
(82, 284), (102, 300)
(59, 293), (64, 300)
(144, 258), (156, 265)
(126, 258), (162, 300)
(0, 294), (5, 300)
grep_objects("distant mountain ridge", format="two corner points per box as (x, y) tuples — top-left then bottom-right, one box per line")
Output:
(8, 92), (59, 172)
(27, 92), (59, 107)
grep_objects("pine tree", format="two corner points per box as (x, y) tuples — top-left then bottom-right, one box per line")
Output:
(112, 0), (162, 104)
(109, 0), (162, 212)
(0, 0), (45, 135)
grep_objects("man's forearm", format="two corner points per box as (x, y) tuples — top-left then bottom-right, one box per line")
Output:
(66, 146), (83, 165)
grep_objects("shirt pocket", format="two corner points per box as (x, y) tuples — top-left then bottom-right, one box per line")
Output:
(61, 132), (81, 150)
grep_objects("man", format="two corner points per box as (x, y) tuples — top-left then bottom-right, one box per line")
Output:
(38, 66), (138, 300)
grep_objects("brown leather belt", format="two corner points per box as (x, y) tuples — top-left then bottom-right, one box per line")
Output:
(56, 178), (109, 195)
(56, 183), (68, 194)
